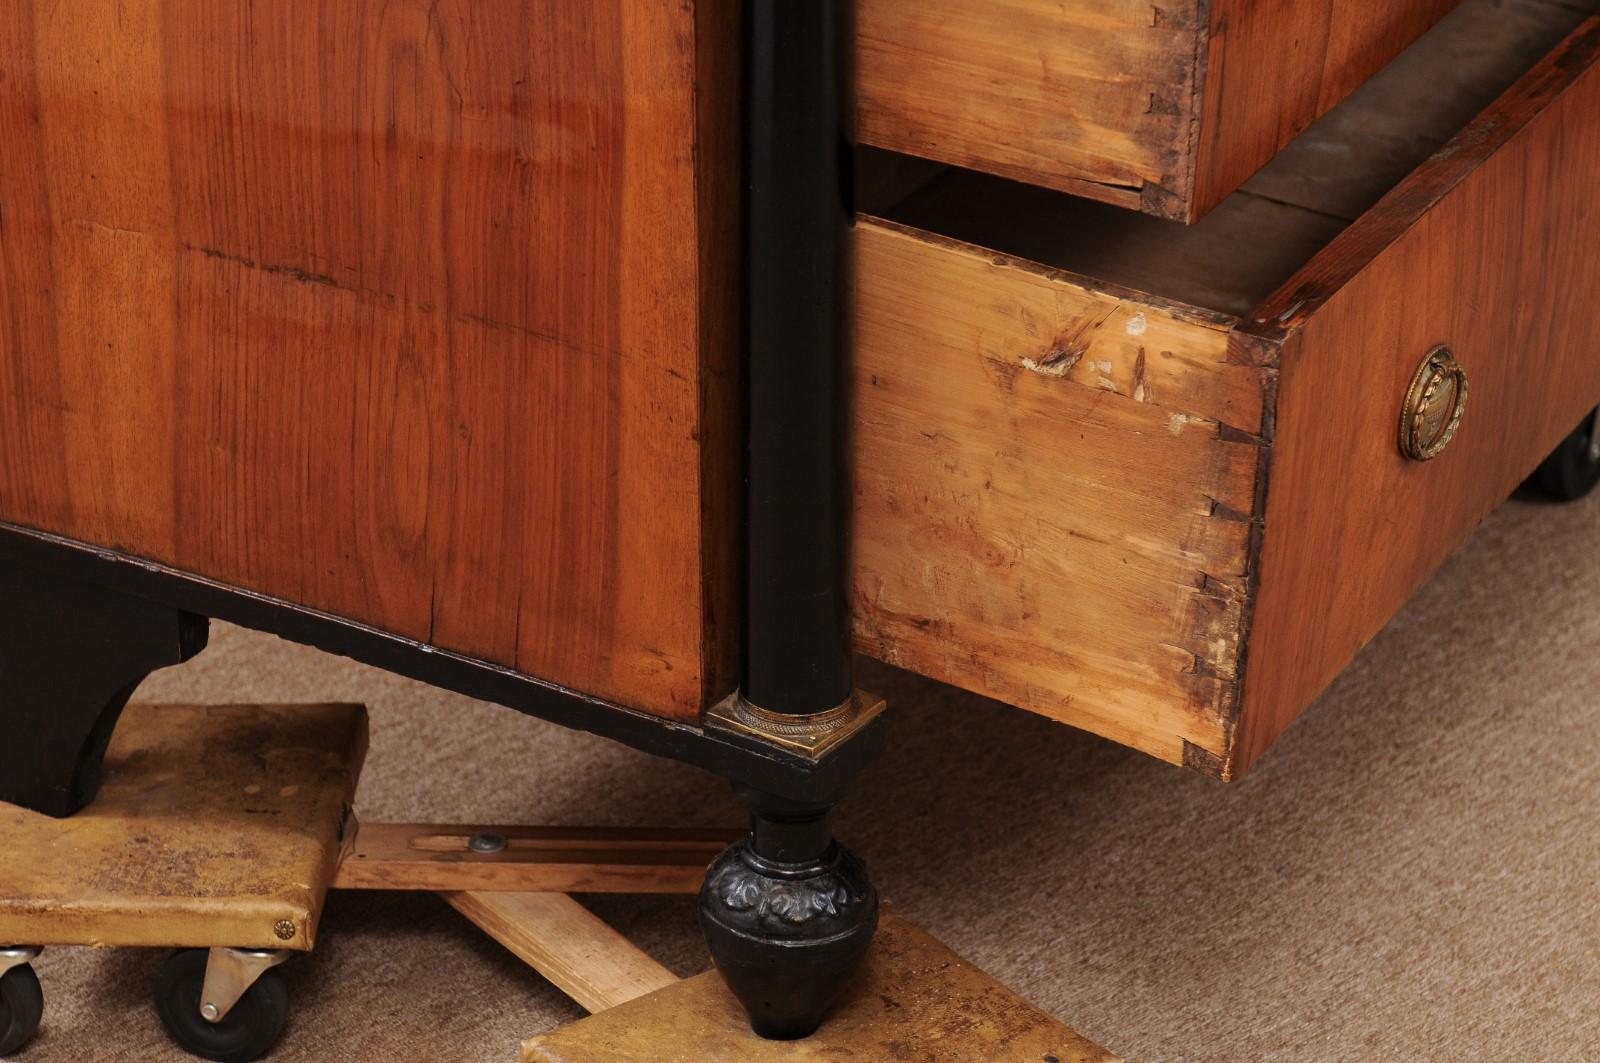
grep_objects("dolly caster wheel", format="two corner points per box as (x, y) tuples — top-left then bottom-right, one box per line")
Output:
(155, 949), (290, 1062)
(0, 950), (44, 1057)
(1531, 407), (1600, 501)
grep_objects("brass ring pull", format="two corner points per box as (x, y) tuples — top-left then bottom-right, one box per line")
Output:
(1400, 346), (1468, 461)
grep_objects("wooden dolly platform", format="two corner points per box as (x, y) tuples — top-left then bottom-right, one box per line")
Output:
(0, 703), (1115, 1061)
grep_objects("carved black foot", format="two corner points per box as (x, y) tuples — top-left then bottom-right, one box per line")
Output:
(699, 787), (879, 1040)
(0, 563), (208, 816)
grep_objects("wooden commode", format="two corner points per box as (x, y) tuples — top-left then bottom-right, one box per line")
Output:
(1, 0), (1597, 1054)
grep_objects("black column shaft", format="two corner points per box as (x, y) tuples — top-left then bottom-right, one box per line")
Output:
(742, 0), (854, 716)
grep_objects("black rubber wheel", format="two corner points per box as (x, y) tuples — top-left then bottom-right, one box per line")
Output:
(1531, 407), (1600, 501)
(0, 965), (43, 1056)
(154, 950), (289, 1063)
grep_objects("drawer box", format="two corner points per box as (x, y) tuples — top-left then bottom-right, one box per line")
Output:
(854, 1), (1600, 777)
(858, 0), (1464, 222)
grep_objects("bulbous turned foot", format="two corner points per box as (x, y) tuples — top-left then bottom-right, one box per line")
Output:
(699, 834), (879, 1040)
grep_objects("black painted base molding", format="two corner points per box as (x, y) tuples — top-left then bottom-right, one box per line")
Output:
(0, 563), (208, 817)
(0, 521), (887, 807)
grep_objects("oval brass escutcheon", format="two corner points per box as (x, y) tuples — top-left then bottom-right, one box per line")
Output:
(1400, 346), (1468, 461)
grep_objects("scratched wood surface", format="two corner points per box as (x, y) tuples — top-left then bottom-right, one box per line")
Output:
(0, 703), (366, 950)
(857, 0), (1465, 221)
(858, 4), (1600, 778)
(853, 221), (1265, 768)
(0, 0), (739, 721)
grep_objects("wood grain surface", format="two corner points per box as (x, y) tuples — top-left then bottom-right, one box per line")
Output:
(0, 703), (366, 950)
(522, 912), (1122, 1062)
(857, 0), (1467, 221)
(444, 892), (678, 1015)
(858, 10), (1600, 778)
(0, 0), (738, 721)
(1236, 19), (1600, 773)
(852, 221), (1267, 767)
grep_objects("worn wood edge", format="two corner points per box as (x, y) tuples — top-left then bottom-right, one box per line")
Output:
(854, 1), (1204, 222)
(445, 891), (678, 1014)
(1173, 326), (1286, 783)
(1207, 330), (1288, 782)
(0, 899), (320, 952)
(692, 0), (742, 714)
(346, 823), (739, 850)
(1185, 0), (1226, 224)
(1157, 0), (1209, 221)
(1245, 17), (1600, 340)
(1160, 0), (1213, 224)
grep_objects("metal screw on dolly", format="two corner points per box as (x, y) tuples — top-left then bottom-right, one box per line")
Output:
(468, 832), (508, 854)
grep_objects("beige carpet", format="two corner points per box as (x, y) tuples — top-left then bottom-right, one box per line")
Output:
(23, 486), (1600, 1061)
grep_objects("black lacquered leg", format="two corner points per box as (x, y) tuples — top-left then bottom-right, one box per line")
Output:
(716, 0), (878, 1039)
(700, 786), (878, 1040)
(0, 562), (208, 816)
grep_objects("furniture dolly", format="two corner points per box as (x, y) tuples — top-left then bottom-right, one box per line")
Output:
(5, 0), (1600, 1049)
(0, 701), (1112, 1061)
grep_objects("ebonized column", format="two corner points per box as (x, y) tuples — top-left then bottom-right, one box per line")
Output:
(698, 0), (882, 1041)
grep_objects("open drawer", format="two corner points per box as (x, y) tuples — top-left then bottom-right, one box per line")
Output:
(853, 0), (1600, 779)
(857, 0), (1465, 222)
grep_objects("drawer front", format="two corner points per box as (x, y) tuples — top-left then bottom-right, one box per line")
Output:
(854, 17), (1600, 777)
(857, 0), (1461, 222)
(1238, 20), (1600, 770)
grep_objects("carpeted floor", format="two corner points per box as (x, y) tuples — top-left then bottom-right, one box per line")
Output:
(24, 485), (1600, 1061)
